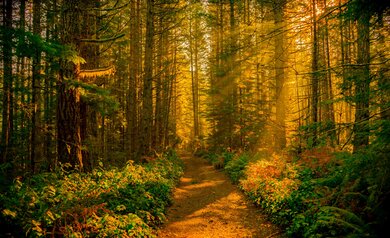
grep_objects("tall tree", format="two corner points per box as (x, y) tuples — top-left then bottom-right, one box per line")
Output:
(57, 0), (85, 170)
(311, 0), (319, 146)
(273, 0), (287, 150)
(377, 10), (389, 122)
(1, 0), (13, 163)
(127, 0), (141, 159)
(44, 0), (58, 170)
(189, 6), (200, 140)
(139, 0), (155, 156)
(31, 0), (42, 173)
(321, 0), (336, 144)
(352, 0), (371, 152)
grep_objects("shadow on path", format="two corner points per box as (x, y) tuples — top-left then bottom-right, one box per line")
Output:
(158, 155), (282, 238)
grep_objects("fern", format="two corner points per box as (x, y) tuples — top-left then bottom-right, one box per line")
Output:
(320, 206), (365, 227)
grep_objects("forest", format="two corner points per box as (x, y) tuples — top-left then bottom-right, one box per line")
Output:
(0, 0), (389, 237)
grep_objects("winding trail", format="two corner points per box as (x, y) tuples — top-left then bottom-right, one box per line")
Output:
(157, 155), (282, 238)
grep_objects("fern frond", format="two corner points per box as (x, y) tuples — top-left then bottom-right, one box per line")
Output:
(320, 206), (365, 226)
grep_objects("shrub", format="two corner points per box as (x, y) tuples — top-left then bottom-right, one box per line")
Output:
(237, 146), (390, 237)
(240, 154), (300, 219)
(224, 153), (251, 183)
(0, 151), (184, 237)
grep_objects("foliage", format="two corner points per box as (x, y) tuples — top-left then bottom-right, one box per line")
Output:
(286, 146), (389, 237)
(201, 151), (219, 164)
(7, 28), (85, 65)
(224, 153), (251, 184)
(240, 154), (300, 223)
(68, 79), (120, 116)
(296, 121), (336, 150)
(0, 151), (183, 237)
(218, 142), (390, 237)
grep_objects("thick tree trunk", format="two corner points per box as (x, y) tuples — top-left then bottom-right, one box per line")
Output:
(57, 0), (83, 170)
(57, 66), (83, 169)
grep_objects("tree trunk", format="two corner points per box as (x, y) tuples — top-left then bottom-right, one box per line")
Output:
(378, 12), (389, 121)
(311, 0), (319, 146)
(127, 0), (140, 160)
(31, 0), (42, 173)
(273, 0), (287, 150)
(79, 0), (99, 172)
(353, 9), (370, 152)
(229, 0), (237, 148)
(16, 0), (28, 169)
(190, 13), (200, 140)
(57, 0), (83, 170)
(323, 0), (335, 143)
(1, 0), (13, 163)
(154, 17), (163, 149)
(139, 0), (154, 156)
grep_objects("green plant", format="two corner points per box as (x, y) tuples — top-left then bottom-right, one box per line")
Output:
(0, 151), (184, 237)
(225, 153), (250, 183)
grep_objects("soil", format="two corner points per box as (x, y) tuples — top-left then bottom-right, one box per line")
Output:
(157, 155), (283, 238)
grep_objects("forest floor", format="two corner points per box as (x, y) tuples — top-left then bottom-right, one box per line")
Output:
(157, 154), (283, 238)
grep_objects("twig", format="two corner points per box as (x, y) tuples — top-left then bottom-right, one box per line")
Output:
(266, 231), (283, 238)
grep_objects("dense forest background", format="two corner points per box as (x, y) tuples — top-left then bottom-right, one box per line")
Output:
(0, 0), (389, 172)
(0, 0), (389, 237)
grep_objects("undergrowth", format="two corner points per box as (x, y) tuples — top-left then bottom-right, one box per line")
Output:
(203, 141), (390, 237)
(0, 150), (183, 237)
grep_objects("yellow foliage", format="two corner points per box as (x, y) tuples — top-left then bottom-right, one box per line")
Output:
(2, 209), (17, 218)
(79, 66), (115, 79)
(240, 154), (300, 202)
(31, 219), (43, 234)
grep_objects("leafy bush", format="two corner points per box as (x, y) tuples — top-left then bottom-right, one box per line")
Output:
(236, 146), (390, 237)
(221, 151), (235, 167)
(224, 153), (251, 183)
(240, 154), (300, 222)
(203, 152), (218, 164)
(0, 151), (183, 237)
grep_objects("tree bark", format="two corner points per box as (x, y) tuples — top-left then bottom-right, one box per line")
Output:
(139, 0), (154, 156)
(190, 13), (200, 140)
(1, 0), (13, 163)
(378, 12), (389, 121)
(322, 0), (335, 141)
(44, 0), (57, 171)
(57, 0), (83, 170)
(353, 9), (370, 152)
(311, 0), (319, 146)
(154, 16), (163, 149)
(31, 0), (42, 173)
(273, 0), (287, 150)
(127, 0), (140, 160)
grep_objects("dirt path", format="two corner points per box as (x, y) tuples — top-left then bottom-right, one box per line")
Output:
(157, 155), (283, 238)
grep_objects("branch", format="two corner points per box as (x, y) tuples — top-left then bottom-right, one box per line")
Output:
(79, 66), (115, 79)
(79, 33), (125, 43)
